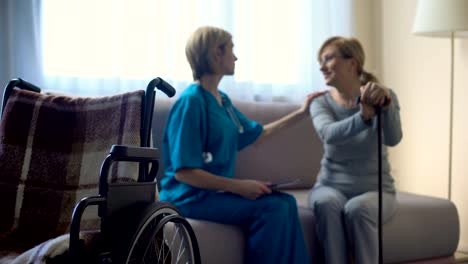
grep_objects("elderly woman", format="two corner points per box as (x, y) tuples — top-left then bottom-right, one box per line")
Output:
(308, 36), (402, 264)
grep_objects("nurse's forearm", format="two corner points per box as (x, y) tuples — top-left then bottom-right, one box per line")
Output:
(255, 108), (306, 144)
(175, 168), (238, 192)
(176, 168), (272, 199)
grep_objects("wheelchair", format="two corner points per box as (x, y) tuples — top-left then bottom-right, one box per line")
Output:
(0, 78), (201, 264)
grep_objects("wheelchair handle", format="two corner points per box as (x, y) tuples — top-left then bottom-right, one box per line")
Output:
(148, 77), (176, 98)
(14, 78), (42, 93)
(142, 77), (176, 147)
(2, 78), (42, 118)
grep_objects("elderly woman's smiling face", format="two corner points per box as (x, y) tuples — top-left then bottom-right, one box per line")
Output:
(319, 45), (354, 87)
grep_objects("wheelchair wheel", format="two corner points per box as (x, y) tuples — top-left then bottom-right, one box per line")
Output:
(111, 202), (201, 264)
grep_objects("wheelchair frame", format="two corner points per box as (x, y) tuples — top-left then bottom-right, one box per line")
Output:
(1, 78), (201, 263)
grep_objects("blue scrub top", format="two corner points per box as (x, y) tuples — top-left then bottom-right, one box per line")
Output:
(159, 83), (263, 206)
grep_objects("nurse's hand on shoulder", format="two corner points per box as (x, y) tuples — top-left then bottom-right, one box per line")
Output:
(232, 179), (272, 200)
(299, 90), (328, 115)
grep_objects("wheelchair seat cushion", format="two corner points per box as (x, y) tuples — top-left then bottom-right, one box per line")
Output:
(0, 88), (144, 252)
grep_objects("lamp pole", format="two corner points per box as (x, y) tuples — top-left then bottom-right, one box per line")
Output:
(448, 31), (454, 200)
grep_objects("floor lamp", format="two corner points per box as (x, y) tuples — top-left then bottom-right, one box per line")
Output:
(412, 0), (468, 200)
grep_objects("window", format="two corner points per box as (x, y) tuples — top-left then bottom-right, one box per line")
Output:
(40, 0), (349, 99)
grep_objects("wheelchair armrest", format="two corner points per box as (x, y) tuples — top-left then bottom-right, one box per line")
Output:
(99, 145), (160, 196)
(109, 144), (159, 161)
(70, 195), (106, 261)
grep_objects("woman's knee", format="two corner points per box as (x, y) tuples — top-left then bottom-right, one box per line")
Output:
(309, 186), (346, 211)
(311, 195), (345, 216)
(344, 197), (375, 222)
(345, 193), (397, 225)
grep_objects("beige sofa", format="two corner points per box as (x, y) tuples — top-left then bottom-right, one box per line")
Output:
(152, 98), (459, 264)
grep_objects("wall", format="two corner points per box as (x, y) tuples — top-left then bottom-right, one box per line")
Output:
(453, 35), (468, 253)
(351, 0), (382, 79)
(380, 0), (468, 252)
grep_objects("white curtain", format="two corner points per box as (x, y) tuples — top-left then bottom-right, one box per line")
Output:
(1, 0), (358, 102)
(0, 0), (44, 91)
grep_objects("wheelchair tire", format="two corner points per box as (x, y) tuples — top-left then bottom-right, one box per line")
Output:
(109, 202), (201, 264)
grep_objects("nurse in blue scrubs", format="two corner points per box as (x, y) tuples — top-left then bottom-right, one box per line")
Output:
(159, 26), (326, 264)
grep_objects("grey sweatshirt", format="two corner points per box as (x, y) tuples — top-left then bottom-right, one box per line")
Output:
(309, 90), (402, 196)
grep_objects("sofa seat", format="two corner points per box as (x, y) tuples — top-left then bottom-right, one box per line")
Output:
(185, 190), (458, 264)
(287, 189), (459, 263)
(152, 98), (460, 264)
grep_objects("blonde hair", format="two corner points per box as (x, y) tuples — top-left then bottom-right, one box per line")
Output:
(185, 26), (232, 80)
(318, 36), (378, 85)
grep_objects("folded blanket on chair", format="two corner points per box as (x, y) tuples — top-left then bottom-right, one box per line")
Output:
(7, 234), (71, 264)
(0, 88), (144, 253)
(0, 231), (101, 264)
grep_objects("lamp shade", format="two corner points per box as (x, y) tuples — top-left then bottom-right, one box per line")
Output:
(412, 0), (468, 37)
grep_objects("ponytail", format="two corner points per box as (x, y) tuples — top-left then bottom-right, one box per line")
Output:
(359, 70), (379, 85)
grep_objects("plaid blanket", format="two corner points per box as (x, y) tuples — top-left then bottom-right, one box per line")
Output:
(0, 88), (144, 254)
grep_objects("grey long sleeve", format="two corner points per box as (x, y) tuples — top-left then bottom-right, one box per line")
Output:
(309, 90), (402, 194)
(382, 91), (402, 146)
(310, 90), (402, 146)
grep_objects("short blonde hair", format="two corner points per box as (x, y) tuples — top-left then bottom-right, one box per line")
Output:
(186, 26), (232, 80)
(318, 36), (378, 85)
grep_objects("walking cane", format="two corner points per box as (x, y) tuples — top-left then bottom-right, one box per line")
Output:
(357, 96), (384, 264)
(376, 105), (383, 264)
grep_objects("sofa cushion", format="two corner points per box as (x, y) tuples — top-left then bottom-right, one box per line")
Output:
(284, 189), (460, 263)
(187, 207), (325, 264)
(152, 99), (323, 189)
(187, 219), (245, 264)
(232, 100), (323, 189)
(383, 192), (459, 263)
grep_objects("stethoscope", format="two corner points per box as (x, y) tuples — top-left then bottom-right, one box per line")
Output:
(201, 90), (244, 164)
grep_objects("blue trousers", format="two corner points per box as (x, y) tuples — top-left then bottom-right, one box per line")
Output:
(177, 191), (310, 264)
(308, 185), (397, 264)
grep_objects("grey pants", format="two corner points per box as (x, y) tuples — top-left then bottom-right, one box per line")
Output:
(308, 184), (397, 264)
